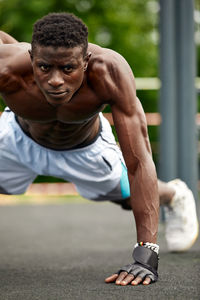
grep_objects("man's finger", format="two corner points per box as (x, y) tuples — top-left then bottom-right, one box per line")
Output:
(143, 277), (151, 285)
(105, 273), (118, 283)
(131, 276), (143, 286)
(120, 273), (134, 286)
(115, 271), (128, 285)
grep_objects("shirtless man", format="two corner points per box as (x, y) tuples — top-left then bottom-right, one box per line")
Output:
(0, 13), (198, 286)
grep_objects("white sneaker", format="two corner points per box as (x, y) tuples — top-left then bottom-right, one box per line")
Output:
(164, 179), (199, 252)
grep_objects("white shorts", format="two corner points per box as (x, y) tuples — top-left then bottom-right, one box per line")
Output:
(0, 108), (130, 200)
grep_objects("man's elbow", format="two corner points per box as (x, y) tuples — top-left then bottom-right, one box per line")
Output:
(127, 154), (156, 178)
(0, 66), (13, 93)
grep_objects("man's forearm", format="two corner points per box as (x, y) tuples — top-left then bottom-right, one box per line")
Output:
(0, 31), (18, 44)
(129, 159), (159, 243)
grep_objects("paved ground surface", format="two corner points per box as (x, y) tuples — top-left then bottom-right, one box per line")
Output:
(0, 200), (199, 300)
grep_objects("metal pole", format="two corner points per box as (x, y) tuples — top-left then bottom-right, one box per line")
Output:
(175, 0), (198, 201)
(159, 0), (178, 181)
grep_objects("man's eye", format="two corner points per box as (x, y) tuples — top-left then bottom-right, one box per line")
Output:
(63, 65), (73, 72)
(40, 65), (49, 72)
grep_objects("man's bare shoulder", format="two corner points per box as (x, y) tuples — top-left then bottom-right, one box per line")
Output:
(87, 43), (135, 102)
(88, 43), (131, 71)
(0, 42), (32, 94)
(0, 42), (31, 60)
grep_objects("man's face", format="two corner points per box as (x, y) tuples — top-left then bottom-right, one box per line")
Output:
(30, 45), (89, 107)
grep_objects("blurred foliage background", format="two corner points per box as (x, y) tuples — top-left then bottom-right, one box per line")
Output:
(0, 0), (199, 182)
(0, 0), (159, 76)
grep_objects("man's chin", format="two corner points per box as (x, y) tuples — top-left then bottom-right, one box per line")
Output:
(47, 100), (67, 107)
(46, 95), (72, 107)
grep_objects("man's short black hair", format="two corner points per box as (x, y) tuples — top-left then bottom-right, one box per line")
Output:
(31, 12), (88, 56)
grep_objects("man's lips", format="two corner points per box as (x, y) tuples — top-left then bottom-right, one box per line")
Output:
(46, 90), (70, 98)
(48, 90), (68, 94)
(47, 90), (69, 94)
(45, 90), (73, 106)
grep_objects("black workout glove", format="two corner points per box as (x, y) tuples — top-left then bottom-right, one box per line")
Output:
(117, 244), (159, 283)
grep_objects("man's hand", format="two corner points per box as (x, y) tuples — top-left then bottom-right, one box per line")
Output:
(105, 243), (159, 286)
(105, 269), (152, 286)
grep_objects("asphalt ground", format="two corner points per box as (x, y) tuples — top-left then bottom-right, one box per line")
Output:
(0, 199), (199, 300)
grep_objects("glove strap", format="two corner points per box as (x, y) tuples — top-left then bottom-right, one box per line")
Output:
(132, 244), (159, 275)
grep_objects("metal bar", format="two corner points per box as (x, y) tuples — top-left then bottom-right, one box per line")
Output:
(159, 0), (178, 181)
(175, 0), (198, 200)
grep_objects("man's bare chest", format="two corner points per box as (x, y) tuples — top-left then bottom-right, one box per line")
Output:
(3, 83), (105, 124)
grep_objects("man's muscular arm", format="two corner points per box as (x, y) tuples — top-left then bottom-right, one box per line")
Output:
(106, 98), (159, 286)
(95, 50), (159, 286)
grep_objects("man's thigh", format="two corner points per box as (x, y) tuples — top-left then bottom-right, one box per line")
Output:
(0, 109), (37, 194)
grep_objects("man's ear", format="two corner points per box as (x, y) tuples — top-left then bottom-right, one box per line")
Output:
(83, 52), (91, 71)
(28, 49), (33, 61)
(85, 51), (92, 62)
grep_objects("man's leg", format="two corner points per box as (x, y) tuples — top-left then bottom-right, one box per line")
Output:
(157, 180), (176, 205)
(0, 108), (37, 195)
(111, 179), (176, 210)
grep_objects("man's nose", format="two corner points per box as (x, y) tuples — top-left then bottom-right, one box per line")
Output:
(48, 71), (64, 87)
